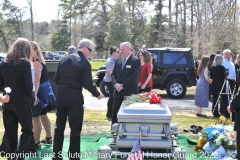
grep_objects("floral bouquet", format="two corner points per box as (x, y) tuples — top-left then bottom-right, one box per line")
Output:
(192, 116), (237, 159)
(123, 91), (161, 106)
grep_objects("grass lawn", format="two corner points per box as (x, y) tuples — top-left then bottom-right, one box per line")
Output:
(89, 61), (105, 70)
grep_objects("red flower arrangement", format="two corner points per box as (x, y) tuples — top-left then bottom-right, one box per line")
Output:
(124, 91), (162, 106)
(146, 91), (161, 104)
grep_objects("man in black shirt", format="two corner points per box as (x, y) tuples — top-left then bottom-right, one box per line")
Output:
(53, 38), (103, 160)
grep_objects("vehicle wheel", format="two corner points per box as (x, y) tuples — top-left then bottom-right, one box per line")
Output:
(49, 78), (58, 97)
(166, 79), (186, 99)
(100, 81), (109, 97)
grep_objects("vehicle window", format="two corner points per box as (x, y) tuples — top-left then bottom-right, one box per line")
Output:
(149, 51), (158, 62)
(163, 52), (187, 64)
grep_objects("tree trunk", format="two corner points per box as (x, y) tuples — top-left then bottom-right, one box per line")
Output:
(0, 28), (9, 52)
(175, 0), (178, 47)
(197, 0), (203, 58)
(73, 17), (77, 47)
(131, 0), (135, 48)
(168, 0), (172, 46)
(69, 16), (72, 45)
(191, 0), (193, 52)
(158, 0), (163, 47)
(27, 0), (34, 40)
(183, 0), (186, 46)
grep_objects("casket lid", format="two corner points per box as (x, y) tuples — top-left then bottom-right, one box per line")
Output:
(117, 102), (172, 120)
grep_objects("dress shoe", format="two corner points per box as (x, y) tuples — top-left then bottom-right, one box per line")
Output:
(196, 113), (207, 117)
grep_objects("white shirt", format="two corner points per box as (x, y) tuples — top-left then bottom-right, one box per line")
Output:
(31, 66), (35, 92)
(222, 58), (236, 80)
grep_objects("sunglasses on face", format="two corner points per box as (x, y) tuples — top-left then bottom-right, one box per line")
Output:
(87, 47), (92, 52)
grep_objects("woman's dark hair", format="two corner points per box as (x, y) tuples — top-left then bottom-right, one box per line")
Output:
(140, 50), (151, 63)
(197, 55), (210, 76)
(210, 54), (216, 61)
(217, 50), (222, 54)
(109, 47), (118, 55)
(6, 38), (32, 66)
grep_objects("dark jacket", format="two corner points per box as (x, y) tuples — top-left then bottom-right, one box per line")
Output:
(210, 65), (225, 96)
(0, 61), (33, 104)
(54, 51), (100, 106)
(111, 55), (140, 98)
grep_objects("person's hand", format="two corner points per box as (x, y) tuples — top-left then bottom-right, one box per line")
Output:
(97, 93), (104, 100)
(227, 106), (232, 114)
(141, 84), (146, 89)
(33, 96), (38, 106)
(115, 83), (123, 92)
(1, 94), (10, 103)
(209, 79), (212, 84)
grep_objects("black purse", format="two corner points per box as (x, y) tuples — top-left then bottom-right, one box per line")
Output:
(32, 100), (44, 118)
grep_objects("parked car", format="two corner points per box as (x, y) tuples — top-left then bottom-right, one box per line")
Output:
(55, 51), (67, 58)
(42, 51), (60, 60)
(0, 53), (6, 62)
(93, 48), (197, 99)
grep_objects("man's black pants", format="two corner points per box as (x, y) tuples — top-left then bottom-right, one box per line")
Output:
(53, 104), (84, 160)
(105, 81), (114, 118)
(111, 94), (124, 125)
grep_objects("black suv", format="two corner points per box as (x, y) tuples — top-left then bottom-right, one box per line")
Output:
(93, 48), (197, 99)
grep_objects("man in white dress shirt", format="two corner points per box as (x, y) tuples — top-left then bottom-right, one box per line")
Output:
(221, 49), (236, 119)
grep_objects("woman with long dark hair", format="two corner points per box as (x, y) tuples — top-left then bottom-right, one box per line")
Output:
(139, 50), (153, 93)
(103, 47), (119, 118)
(195, 55), (212, 117)
(0, 38), (34, 157)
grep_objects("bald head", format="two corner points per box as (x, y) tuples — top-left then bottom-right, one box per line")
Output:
(120, 42), (132, 58)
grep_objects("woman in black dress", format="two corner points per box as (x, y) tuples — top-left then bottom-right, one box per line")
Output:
(210, 55), (225, 117)
(208, 54), (216, 101)
(234, 54), (240, 94)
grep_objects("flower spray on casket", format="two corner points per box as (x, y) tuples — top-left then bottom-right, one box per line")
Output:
(123, 91), (162, 106)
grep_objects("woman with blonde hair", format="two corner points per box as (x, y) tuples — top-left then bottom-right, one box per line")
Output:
(139, 50), (153, 92)
(30, 41), (55, 149)
(234, 54), (240, 94)
(0, 38), (35, 155)
(210, 55), (225, 117)
(195, 55), (212, 117)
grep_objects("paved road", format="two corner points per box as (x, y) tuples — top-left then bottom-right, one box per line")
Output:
(83, 89), (212, 111)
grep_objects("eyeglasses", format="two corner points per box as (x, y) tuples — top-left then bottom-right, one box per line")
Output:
(30, 41), (37, 50)
(87, 47), (92, 52)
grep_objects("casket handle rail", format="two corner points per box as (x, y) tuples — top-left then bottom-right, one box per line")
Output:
(161, 123), (171, 137)
(118, 123), (127, 138)
(139, 125), (150, 137)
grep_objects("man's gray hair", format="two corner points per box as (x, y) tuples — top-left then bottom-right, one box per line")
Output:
(68, 46), (76, 54)
(121, 42), (131, 48)
(78, 38), (94, 49)
(223, 49), (231, 56)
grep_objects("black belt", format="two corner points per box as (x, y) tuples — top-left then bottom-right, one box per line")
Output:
(227, 78), (235, 81)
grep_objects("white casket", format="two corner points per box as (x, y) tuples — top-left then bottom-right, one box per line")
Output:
(115, 101), (173, 149)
